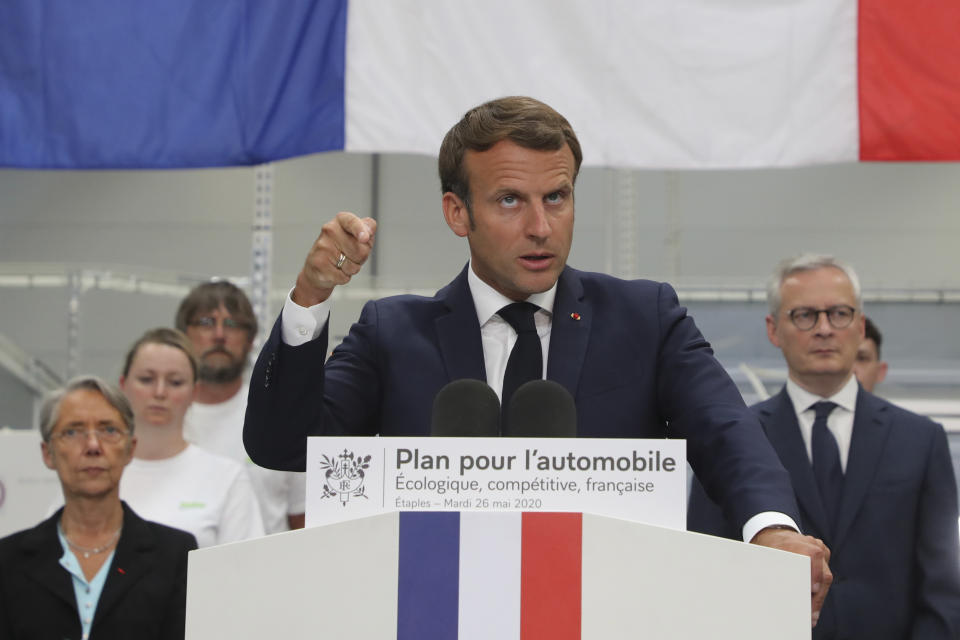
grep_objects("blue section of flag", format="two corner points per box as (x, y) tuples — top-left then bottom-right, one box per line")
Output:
(398, 512), (460, 640)
(0, 0), (346, 168)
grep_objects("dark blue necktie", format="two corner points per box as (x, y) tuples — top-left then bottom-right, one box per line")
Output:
(498, 302), (542, 432)
(810, 401), (843, 536)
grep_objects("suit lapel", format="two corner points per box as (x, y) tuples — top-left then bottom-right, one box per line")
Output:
(94, 504), (157, 626)
(832, 389), (892, 548)
(546, 268), (591, 402)
(433, 266), (591, 395)
(19, 512), (77, 612)
(761, 390), (832, 540)
(434, 266), (486, 383)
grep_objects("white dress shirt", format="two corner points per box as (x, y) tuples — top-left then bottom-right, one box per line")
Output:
(785, 374), (858, 472)
(467, 266), (554, 402)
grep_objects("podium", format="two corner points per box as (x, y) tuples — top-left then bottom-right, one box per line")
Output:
(186, 511), (808, 639)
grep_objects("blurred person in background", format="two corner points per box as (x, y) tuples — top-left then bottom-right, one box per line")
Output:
(0, 376), (196, 639)
(176, 281), (305, 533)
(852, 316), (887, 393)
(118, 327), (264, 547)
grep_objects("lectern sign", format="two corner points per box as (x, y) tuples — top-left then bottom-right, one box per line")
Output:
(306, 437), (686, 529)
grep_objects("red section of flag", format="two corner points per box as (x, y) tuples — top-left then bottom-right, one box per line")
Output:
(859, 0), (960, 160)
(520, 512), (582, 640)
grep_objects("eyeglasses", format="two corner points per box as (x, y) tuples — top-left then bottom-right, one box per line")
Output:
(52, 425), (129, 445)
(188, 316), (249, 332)
(787, 305), (857, 331)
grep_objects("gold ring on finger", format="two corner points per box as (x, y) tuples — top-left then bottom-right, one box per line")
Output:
(335, 252), (346, 270)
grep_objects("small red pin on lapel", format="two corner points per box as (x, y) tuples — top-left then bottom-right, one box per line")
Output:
(570, 312), (581, 321)
(117, 568), (126, 575)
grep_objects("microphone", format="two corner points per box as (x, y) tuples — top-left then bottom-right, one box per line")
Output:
(430, 379), (501, 437)
(504, 379), (577, 438)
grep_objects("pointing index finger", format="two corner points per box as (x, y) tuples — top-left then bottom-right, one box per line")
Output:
(337, 212), (376, 246)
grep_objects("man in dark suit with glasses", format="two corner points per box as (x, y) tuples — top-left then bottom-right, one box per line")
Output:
(689, 253), (960, 639)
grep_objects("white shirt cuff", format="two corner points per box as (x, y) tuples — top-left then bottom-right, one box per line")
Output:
(280, 288), (330, 346)
(742, 512), (800, 543)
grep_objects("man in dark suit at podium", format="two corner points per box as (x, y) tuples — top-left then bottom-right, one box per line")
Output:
(243, 96), (831, 624)
(688, 254), (960, 638)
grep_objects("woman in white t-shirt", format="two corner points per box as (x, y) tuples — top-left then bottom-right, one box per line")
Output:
(118, 328), (264, 548)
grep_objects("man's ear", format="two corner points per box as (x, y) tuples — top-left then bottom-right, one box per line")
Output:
(765, 315), (780, 348)
(442, 192), (471, 238)
(876, 361), (889, 385)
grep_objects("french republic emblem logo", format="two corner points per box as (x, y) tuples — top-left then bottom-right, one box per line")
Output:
(319, 449), (372, 506)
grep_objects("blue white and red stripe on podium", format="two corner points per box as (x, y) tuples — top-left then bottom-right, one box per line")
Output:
(397, 512), (582, 640)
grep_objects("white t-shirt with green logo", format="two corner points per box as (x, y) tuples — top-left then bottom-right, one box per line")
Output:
(120, 444), (264, 547)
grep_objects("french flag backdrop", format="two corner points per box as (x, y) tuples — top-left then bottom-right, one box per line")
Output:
(1, 0), (958, 170)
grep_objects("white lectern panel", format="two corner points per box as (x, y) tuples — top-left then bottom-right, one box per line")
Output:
(187, 512), (809, 639)
(582, 517), (808, 638)
(186, 513), (400, 639)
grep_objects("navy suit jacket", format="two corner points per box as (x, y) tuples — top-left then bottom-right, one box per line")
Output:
(0, 502), (197, 640)
(688, 387), (960, 639)
(244, 265), (799, 531)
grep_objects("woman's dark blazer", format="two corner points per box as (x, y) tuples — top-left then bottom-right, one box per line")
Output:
(0, 501), (197, 640)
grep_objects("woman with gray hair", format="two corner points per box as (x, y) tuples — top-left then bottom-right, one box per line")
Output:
(0, 376), (197, 639)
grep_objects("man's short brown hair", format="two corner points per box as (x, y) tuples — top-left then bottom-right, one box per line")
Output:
(175, 280), (257, 342)
(438, 96), (583, 212)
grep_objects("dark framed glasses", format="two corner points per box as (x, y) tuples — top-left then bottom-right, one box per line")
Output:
(786, 305), (856, 330)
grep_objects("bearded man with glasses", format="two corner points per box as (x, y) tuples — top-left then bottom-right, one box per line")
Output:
(689, 253), (960, 639)
(176, 281), (306, 534)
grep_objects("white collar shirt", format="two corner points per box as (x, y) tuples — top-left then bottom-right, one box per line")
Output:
(467, 263), (555, 403)
(785, 374), (859, 473)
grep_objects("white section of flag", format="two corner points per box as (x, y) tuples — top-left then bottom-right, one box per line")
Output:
(345, 0), (859, 168)
(458, 511), (522, 639)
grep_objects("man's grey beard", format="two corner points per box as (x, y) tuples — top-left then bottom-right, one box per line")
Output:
(198, 349), (246, 384)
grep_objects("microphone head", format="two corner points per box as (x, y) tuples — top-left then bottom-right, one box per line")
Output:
(504, 379), (577, 438)
(431, 379), (501, 437)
